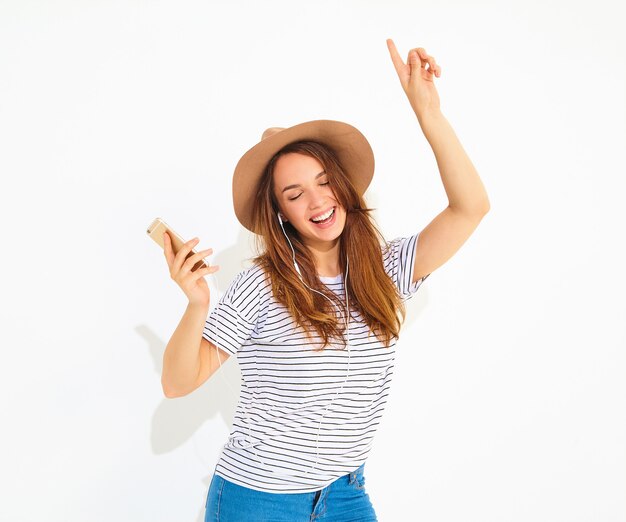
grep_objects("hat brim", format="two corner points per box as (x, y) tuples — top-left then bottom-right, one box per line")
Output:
(232, 119), (375, 234)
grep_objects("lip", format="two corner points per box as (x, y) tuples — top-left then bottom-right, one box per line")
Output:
(310, 206), (337, 229)
(310, 206), (335, 221)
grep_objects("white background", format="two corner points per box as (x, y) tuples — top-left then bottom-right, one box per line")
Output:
(1, 1), (624, 521)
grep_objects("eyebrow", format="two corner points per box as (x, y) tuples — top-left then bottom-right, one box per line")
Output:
(281, 171), (327, 193)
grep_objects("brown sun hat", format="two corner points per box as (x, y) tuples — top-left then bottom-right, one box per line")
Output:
(232, 119), (375, 234)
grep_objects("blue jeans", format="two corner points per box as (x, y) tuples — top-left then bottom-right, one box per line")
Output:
(204, 464), (378, 521)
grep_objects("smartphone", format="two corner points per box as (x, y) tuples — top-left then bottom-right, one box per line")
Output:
(146, 217), (209, 272)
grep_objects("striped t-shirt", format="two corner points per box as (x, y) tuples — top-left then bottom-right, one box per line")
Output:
(202, 231), (430, 493)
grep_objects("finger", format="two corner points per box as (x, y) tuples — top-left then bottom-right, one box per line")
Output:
(191, 264), (220, 281)
(163, 232), (175, 267)
(425, 55), (438, 76)
(408, 49), (420, 70)
(182, 247), (214, 272)
(173, 237), (200, 275)
(416, 48), (438, 75)
(386, 38), (406, 76)
(408, 48), (428, 69)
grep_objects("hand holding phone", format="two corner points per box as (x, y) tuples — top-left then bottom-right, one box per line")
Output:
(147, 218), (220, 306)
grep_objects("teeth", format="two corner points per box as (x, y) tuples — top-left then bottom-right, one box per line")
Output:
(311, 207), (334, 222)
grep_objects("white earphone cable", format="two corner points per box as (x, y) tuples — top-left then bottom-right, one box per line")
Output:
(208, 213), (372, 481)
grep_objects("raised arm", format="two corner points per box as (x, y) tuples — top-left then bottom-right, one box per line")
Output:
(386, 39), (490, 281)
(161, 233), (224, 397)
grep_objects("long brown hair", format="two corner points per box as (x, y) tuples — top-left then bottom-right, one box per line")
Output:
(249, 140), (407, 350)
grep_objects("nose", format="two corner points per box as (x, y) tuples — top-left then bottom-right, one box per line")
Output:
(308, 186), (331, 211)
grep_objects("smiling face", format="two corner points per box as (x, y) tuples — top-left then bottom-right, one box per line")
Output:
(272, 152), (347, 251)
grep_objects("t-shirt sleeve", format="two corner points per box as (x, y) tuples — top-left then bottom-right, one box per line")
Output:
(202, 268), (261, 356)
(383, 232), (430, 301)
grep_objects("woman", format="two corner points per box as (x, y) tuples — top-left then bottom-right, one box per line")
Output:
(161, 40), (490, 521)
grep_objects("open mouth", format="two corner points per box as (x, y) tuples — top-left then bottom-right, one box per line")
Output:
(310, 207), (336, 226)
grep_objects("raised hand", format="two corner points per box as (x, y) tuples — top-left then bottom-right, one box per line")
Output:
(163, 232), (220, 307)
(386, 38), (442, 117)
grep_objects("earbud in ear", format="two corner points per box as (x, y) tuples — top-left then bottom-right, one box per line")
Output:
(277, 213), (283, 225)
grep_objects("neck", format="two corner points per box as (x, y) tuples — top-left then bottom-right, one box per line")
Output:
(304, 237), (342, 277)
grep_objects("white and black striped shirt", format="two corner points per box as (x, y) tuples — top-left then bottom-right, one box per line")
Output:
(202, 232), (429, 493)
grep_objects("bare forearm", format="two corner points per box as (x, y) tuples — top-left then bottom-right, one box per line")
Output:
(161, 302), (209, 397)
(417, 109), (490, 215)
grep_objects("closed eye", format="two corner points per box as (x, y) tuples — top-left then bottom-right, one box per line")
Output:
(288, 182), (330, 201)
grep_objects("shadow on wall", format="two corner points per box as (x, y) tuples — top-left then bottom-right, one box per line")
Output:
(139, 227), (257, 520)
